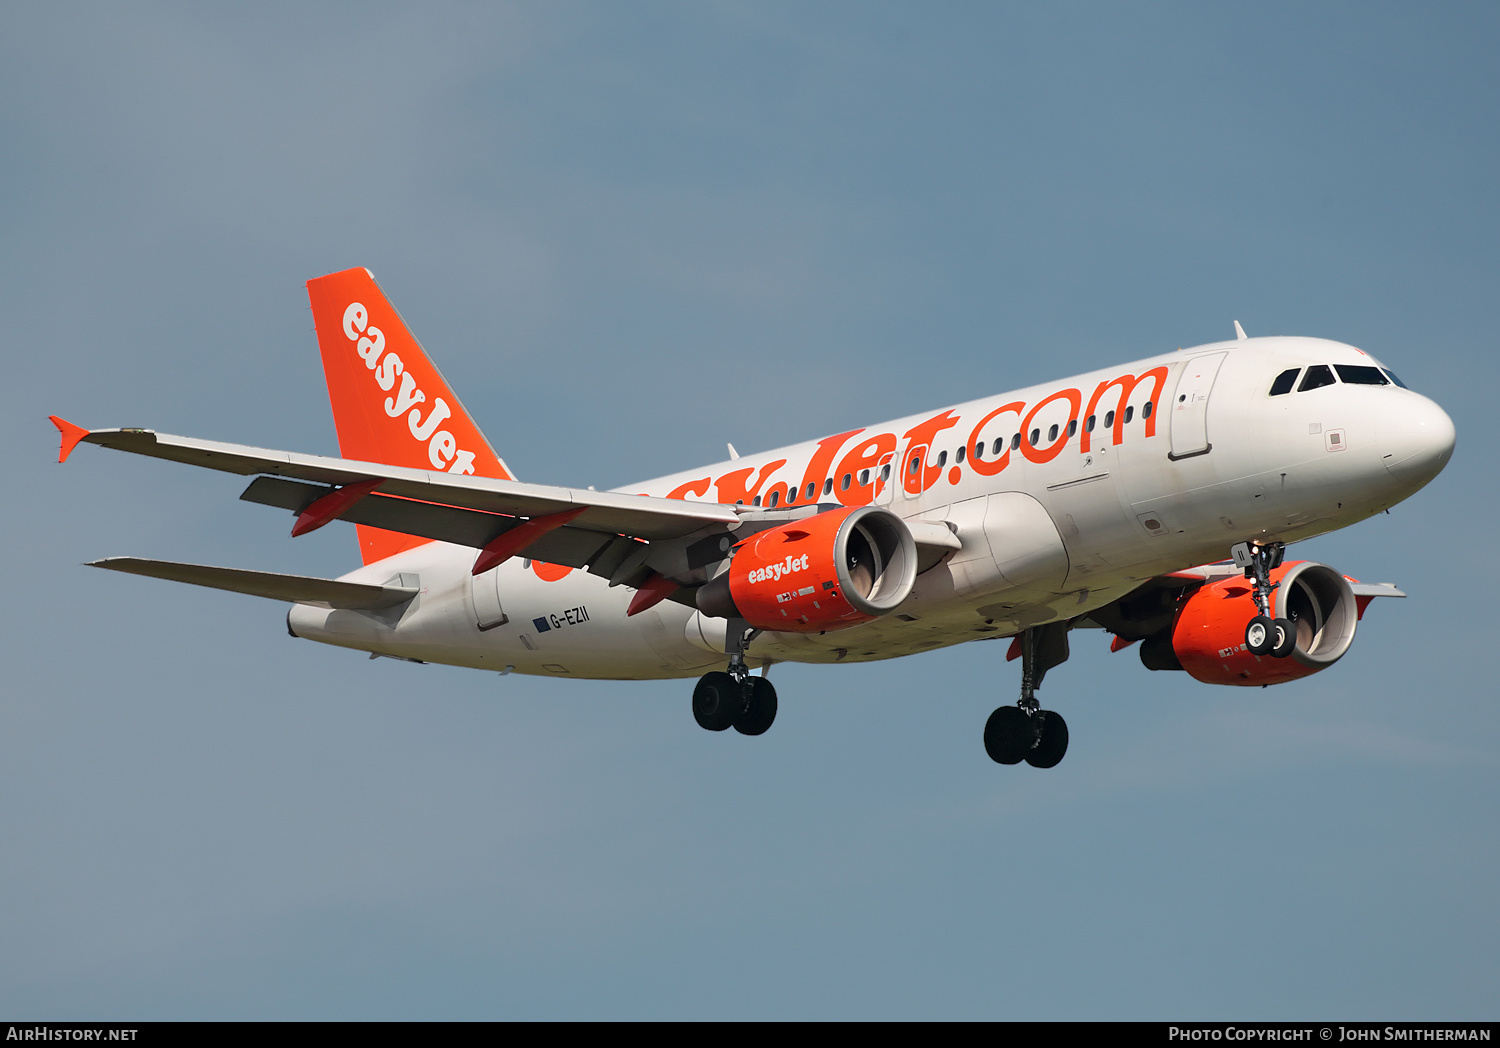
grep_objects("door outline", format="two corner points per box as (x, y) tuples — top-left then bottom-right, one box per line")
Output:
(1168, 352), (1228, 461)
(472, 566), (508, 630)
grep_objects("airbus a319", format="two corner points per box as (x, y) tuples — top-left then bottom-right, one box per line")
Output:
(52, 268), (1456, 767)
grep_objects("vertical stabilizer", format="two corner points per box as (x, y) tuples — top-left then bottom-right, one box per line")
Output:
(306, 267), (514, 564)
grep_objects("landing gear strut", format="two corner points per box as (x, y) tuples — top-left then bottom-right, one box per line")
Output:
(984, 624), (1070, 768)
(1232, 541), (1294, 658)
(691, 619), (778, 736)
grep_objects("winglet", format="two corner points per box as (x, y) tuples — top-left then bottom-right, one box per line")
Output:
(49, 416), (90, 463)
(1233, 320), (1248, 341)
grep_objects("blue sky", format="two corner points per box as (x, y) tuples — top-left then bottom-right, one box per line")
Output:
(2, 2), (1495, 1018)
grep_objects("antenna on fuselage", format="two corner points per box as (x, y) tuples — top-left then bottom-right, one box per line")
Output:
(727, 443), (740, 460)
(1234, 320), (1248, 340)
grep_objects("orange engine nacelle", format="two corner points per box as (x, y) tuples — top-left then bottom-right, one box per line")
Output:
(696, 506), (917, 633)
(1156, 561), (1362, 686)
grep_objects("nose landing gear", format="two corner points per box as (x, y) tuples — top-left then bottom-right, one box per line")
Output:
(691, 620), (779, 736)
(984, 624), (1071, 768)
(1233, 541), (1295, 658)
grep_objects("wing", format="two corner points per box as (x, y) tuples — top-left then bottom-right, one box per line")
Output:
(66, 424), (738, 540)
(55, 419), (979, 611)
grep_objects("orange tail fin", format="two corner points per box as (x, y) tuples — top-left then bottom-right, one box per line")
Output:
(306, 267), (514, 564)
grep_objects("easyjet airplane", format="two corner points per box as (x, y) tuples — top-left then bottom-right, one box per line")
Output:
(51, 268), (1456, 767)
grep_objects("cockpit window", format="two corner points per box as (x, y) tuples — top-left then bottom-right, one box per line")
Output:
(1383, 369), (1409, 389)
(1335, 364), (1389, 386)
(1298, 364), (1336, 392)
(1269, 368), (1300, 396)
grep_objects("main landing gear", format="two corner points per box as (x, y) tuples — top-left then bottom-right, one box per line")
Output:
(692, 620), (778, 736)
(984, 623), (1070, 768)
(1232, 541), (1295, 659)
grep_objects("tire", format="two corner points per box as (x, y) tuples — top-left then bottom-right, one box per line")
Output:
(692, 671), (741, 731)
(1025, 710), (1069, 768)
(1270, 618), (1296, 658)
(983, 705), (1035, 765)
(1245, 615), (1276, 656)
(734, 676), (778, 736)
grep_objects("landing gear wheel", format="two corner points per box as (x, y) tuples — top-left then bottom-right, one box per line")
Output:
(692, 671), (742, 732)
(1270, 618), (1296, 659)
(1025, 710), (1069, 768)
(1245, 615), (1276, 656)
(984, 705), (1036, 765)
(734, 676), (778, 736)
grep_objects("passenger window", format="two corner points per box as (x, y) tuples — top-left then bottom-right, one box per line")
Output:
(1029, 428), (1040, 446)
(1383, 369), (1409, 389)
(841, 473), (852, 491)
(1086, 415), (1095, 432)
(1269, 368), (1300, 396)
(1299, 364), (1336, 391)
(1047, 424), (1059, 442)
(859, 469), (870, 486)
(937, 450), (948, 467)
(1068, 419), (1078, 436)
(909, 456), (920, 475)
(753, 496), (762, 506)
(973, 441), (985, 459)
(1142, 401), (1152, 419)
(1335, 364), (1389, 386)
(806, 481), (817, 500)
(1104, 410), (1115, 428)
(881, 464), (890, 481)
(767, 490), (779, 508)
(1010, 433), (1021, 451)
(823, 478), (833, 496)
(995, 437), (1006, 455)
(1124, 405), (1134, 424)
(956, 445), (965, 463)
(785, 487), (796, 504)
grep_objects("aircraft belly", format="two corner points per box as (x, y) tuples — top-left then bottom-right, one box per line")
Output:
(291, 543), (712, 680)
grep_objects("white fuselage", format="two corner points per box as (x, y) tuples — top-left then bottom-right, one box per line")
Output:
(287, 336), (1454, 679)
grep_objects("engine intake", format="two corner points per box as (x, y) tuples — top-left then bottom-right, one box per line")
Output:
(696, 506), (917, 632)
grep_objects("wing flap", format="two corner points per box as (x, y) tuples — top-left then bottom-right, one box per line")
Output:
(87, 557), (418, 609)
(239, 477), (617, 570)
(241, 476), (510, 549)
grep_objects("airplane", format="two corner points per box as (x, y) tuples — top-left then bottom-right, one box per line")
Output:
(50, 268), (1456, 768)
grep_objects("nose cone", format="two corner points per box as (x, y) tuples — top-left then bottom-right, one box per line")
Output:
(1381, 394), (1456, 492)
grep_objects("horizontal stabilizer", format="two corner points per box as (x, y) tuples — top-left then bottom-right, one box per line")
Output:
(87, 557), (418, 610)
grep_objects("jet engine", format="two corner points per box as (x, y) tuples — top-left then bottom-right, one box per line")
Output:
(696, 506), (917, 633)
(1141, 561), (1362, 686)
